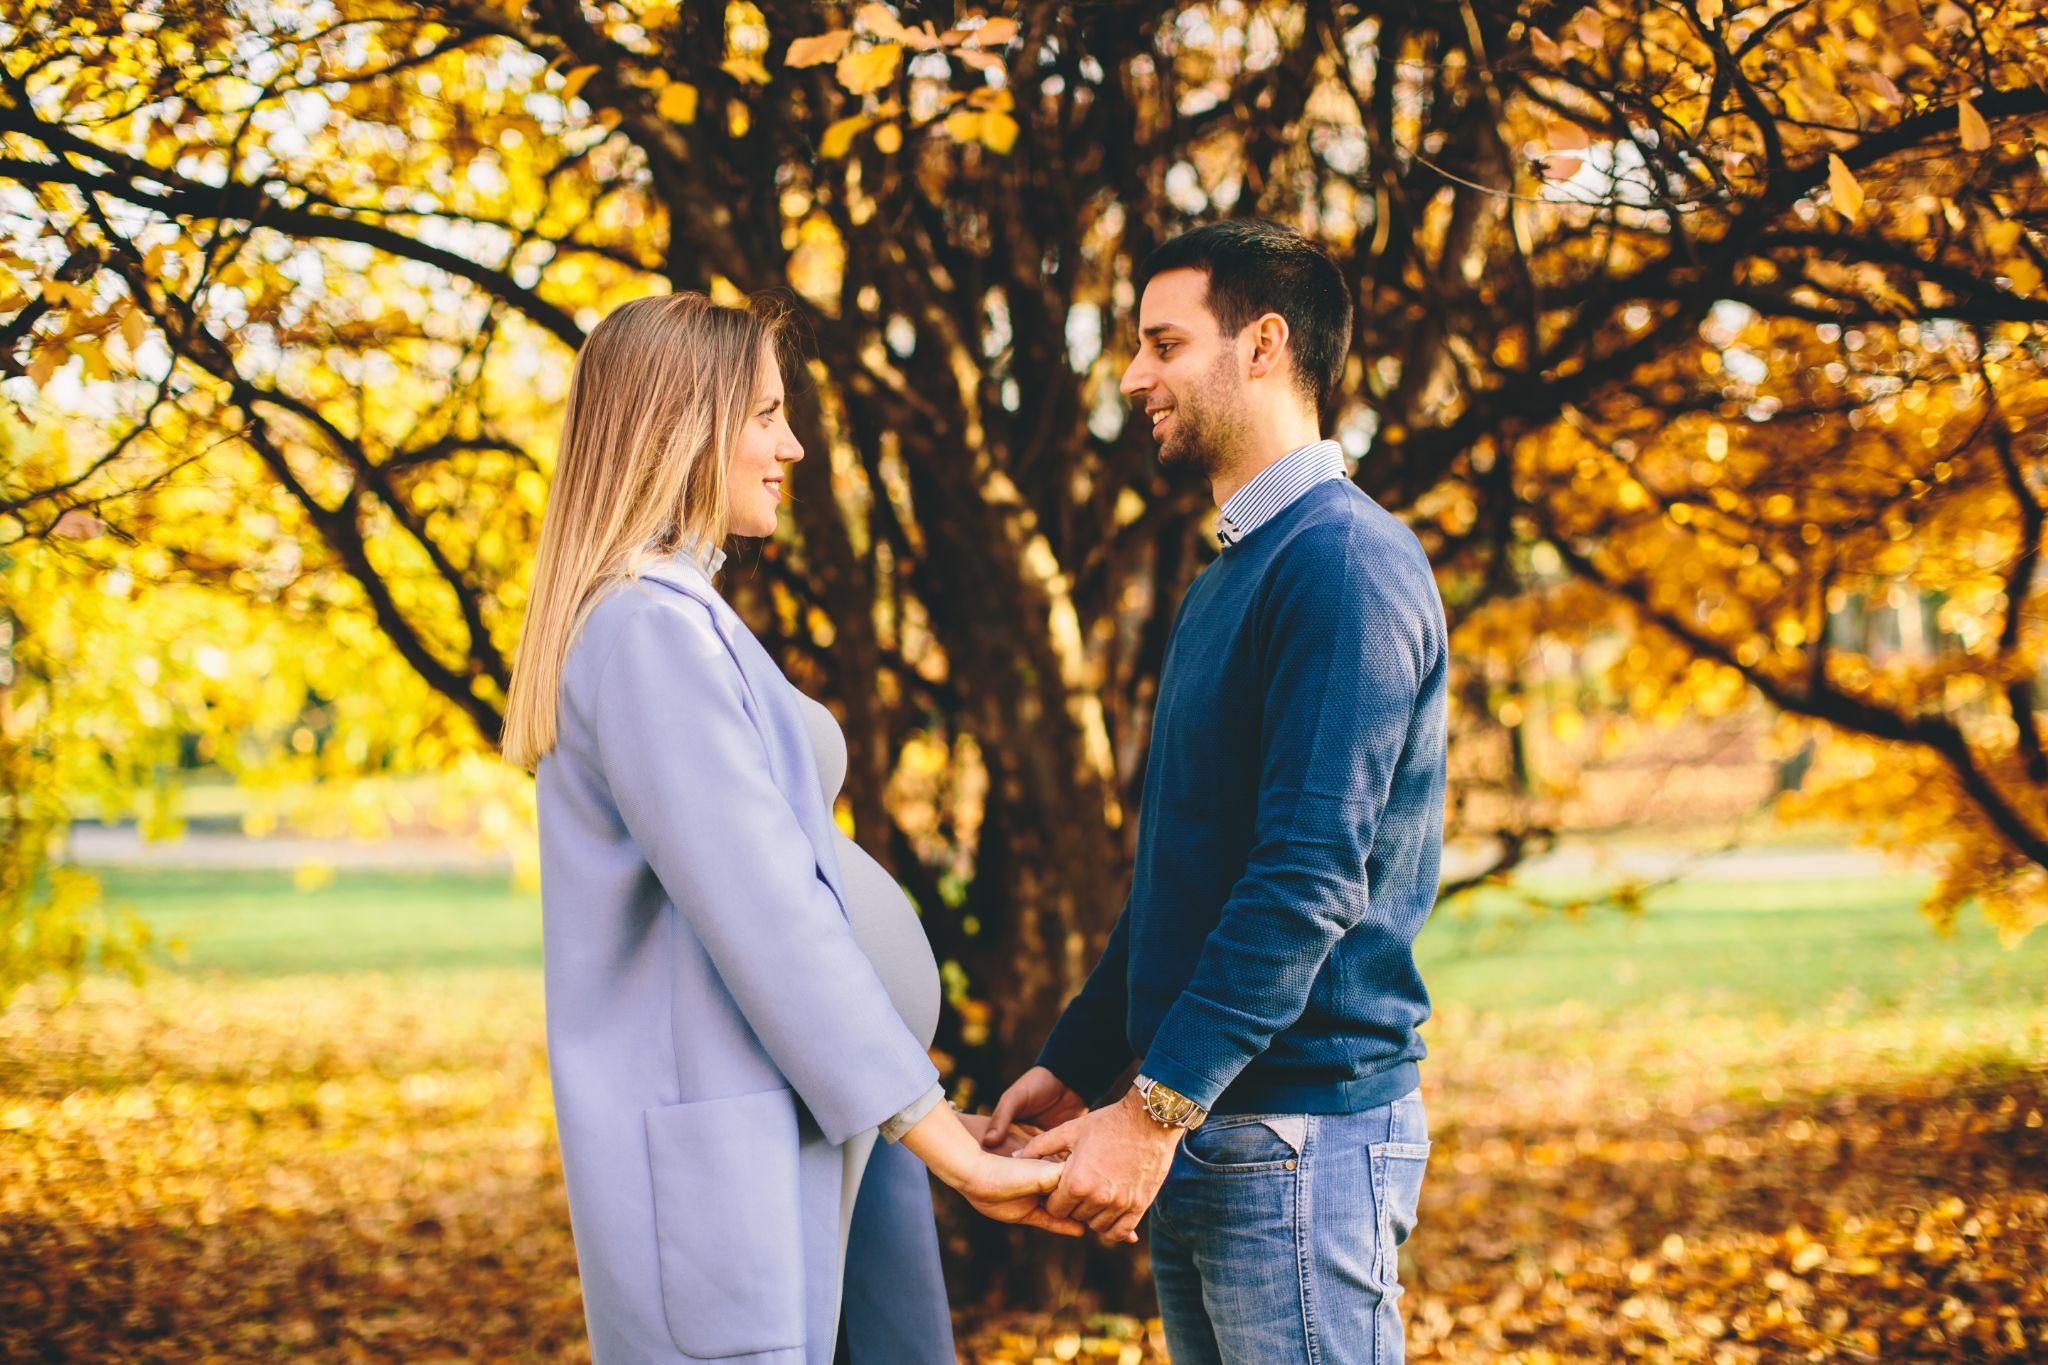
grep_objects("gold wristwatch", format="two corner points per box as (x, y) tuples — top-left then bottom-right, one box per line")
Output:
(1132, 1074), (1208, 1131)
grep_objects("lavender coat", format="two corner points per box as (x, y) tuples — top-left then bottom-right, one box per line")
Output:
(535, 550), (946, 1364)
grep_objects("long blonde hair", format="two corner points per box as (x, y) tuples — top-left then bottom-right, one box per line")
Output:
(501, 291), (793, 771)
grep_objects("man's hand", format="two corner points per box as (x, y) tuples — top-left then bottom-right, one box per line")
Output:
(1017, 1089), (1182, 1245)
(984, 1066), (1088, 1148)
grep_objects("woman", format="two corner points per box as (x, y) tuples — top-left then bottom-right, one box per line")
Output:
(502, 293), (1073, 1365)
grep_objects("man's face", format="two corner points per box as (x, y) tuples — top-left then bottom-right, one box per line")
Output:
(1119, 268), (1249, 476)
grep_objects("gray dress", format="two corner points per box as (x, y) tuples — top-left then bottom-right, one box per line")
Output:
(791, 692), (943, 1331)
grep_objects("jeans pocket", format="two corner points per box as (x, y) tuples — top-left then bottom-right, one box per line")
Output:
(1180, 1114), (1306, 1173)
(1369, 1139), (1432, 1259)
(644, 1088), (806, 1358)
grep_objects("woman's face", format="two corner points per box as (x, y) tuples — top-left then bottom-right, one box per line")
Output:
(727, 353), (804, 538)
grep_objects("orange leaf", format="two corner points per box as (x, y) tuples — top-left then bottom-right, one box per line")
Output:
(786, 31), (853, 68)
(657, 82), (699, 123)
(560, 64), (598, 103)
(854, 3), (908, 40)
(966, 16), (1017, 48)
(836, 43), (902, 95)
(1827, 154), (1864, 219)
(1959, 96), (1991, 152)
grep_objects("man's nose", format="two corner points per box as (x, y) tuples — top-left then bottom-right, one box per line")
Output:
(1120, 355), (1151, 398)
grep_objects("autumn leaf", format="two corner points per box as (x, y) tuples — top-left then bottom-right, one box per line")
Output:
(966, 16), (1018, 48)
(1959, 95), (1991, 151)
(119, 305), (147, 353)
(656, 82), (698, 124)
(944, 109), (1019, 154)
(873, 121), (903, 155)
(854, 3), (908, 41)
(50, 508), (104, 539)
(559, 64), (598, 103)
(785, 30), (853, 68)
(1529, 28), (1566, 63)
(721, 55), (772, 85)
(820, 112), (873, 159)
(837, 42), (902, 96)
(1696, 0), (1723, 24)
(1827, 154), (1864, 219)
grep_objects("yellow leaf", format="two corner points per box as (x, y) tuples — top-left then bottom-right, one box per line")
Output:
(1827, 154), (1864, 219)
(966, 16), (1017, 47)
(721, 55), (772, 84)
(943, 109), (1019, 154)
(837, 42), (902, 95)
(27, 346), (61, 388)
(657, 81), (699, 123)
(967, 86), (1014, 112)
(2007, 255), (2042, 295)
(786, 31), (853, 68)
(978, 110), (1018, 153)
(820, 112), (872, 158)
(560, 64), (599, 103)
(1696, 0), (1723, 24)
(1959, 96), (1991, 152)
(873, 121), (902, 154)
(121, 305), (147, 353)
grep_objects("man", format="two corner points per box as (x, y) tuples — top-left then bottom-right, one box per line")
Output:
(986, 219), (1448, 1364)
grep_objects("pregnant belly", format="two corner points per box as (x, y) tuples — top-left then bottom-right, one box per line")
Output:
(835, 835), (943, 1049)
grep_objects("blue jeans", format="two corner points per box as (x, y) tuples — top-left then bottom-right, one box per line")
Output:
(1149, 1088), (1430, 1365)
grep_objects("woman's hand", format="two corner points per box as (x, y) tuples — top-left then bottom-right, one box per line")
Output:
(955, 1111), (1042, 1156)
(956, 1151), (1099, 1238)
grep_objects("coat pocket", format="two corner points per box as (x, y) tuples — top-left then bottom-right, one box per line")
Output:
(644, 1088), (806, 1359)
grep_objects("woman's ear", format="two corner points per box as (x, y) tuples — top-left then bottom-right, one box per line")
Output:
(1245, 312), (1291, 381)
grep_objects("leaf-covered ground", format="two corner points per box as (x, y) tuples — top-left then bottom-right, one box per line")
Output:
(5, 970), (2043, 1362)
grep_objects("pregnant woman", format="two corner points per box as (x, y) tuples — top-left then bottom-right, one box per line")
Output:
(501, 292), (1074, 1364)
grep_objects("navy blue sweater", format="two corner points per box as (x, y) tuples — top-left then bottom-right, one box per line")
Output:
(1037, 479), (1447, 1115)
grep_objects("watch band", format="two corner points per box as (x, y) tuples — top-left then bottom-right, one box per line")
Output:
(1133, 1074), (1208, 1131)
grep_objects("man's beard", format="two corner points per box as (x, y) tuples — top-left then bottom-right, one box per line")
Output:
(1155, 355), (1246, 477)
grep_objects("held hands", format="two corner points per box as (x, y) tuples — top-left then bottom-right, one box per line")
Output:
(1017, 1089), (1182, 1246)
(904, 1105), (1087, 1237)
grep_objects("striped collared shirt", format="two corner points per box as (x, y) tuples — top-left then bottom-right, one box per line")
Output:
(1215, 439), (1349, 547)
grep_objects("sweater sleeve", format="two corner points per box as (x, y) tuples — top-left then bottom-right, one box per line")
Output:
(1137, 520), (1438, 1111)
(1032, 899), (1134, 1101)
(592, 598), (941, 1145)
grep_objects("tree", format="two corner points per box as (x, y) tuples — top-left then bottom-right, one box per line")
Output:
(7, 0), (2048, 1281)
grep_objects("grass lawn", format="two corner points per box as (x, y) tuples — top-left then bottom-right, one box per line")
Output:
(4, 860), (2043, 1361)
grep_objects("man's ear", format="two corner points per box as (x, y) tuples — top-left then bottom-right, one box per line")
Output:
(1245, 312), (1291, 381)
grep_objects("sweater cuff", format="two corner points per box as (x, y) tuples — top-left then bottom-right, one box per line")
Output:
(878, 1082), (947, 1143)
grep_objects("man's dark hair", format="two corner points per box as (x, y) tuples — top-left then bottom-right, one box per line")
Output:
(1135, 219), (1355, 414)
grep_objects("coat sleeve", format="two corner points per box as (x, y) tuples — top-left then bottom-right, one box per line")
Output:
(591, 597), (940, 1145)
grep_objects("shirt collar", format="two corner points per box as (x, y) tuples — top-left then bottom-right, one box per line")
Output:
(1216, 439), (1348, 547)
(646, 533), (726, 580)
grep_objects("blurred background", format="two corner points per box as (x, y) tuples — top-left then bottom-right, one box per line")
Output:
(3, 0), (2045, 1359)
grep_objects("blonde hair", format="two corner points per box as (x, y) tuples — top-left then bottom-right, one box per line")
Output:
(501, 291), (793, 771)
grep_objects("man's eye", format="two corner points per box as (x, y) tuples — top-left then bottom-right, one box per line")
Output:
(1155, 342), (1175, 356)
